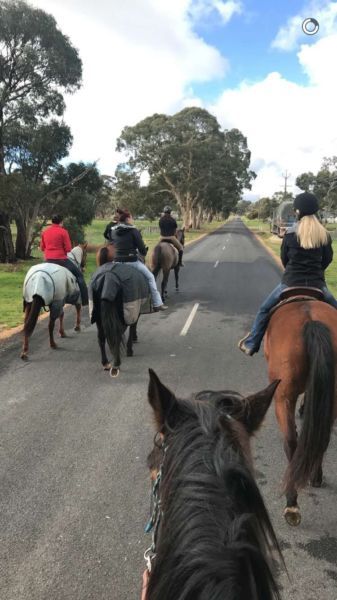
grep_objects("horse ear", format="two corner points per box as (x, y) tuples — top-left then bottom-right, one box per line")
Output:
(148, 369), (177, 428)
(243, 380), (280, 434)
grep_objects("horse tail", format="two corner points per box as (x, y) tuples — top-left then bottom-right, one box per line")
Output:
(151, 244), (161, 273)
(100, 298), (126, 359)
(24, 295), (44, 338)
(287, 320), (335, 491)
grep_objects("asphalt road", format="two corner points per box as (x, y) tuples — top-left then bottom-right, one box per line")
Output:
(0, 219), (336, 600)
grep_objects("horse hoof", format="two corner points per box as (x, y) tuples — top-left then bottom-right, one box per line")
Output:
(50, 343), (58, 350)
(127, 350), (133, 357)
(20, 353), (28, 361)
(103, 363), (112, 371)
(110, 367), (120, 378)
(59, 333), (67, 338)
(74, 326), (81, 332)
(284, 506), (301, 526)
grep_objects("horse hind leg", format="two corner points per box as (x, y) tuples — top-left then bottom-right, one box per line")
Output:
(49, 315), (58, 349)
(275, 390), (301, 526)
(161, 270), (169, 301)
(21, 303), (31, 360)
(97, 321), (111, 371)
(74, 304), (81, 332)
(174, 265), (179, 291)
(59, 312), (67, 338)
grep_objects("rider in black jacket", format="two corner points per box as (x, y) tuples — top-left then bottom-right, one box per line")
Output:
(110, 209), (167, 311)
(159, 206), (184, 266)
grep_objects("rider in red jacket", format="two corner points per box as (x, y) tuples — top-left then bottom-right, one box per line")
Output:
(40, 215), (88, 305)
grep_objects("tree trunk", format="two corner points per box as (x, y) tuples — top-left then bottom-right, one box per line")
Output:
(15, 216), (29, 259)
(207, 212), (214, 223)
(0, 213), (16, 263)
(195, 205), (203, 229)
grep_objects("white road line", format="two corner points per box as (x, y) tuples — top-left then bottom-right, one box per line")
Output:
(180, 303), (199, 336)
(214, 260), (219, 268)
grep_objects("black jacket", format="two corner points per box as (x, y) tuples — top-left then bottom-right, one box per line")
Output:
(159, 215), (178, 236)
(109, 224), (147, 262)
(281, 226), (333, 289)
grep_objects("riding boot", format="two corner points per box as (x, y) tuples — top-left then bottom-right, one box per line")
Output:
(178, 250), (184, 267)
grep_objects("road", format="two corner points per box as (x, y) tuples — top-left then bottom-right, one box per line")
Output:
(0, 219), (336, 600)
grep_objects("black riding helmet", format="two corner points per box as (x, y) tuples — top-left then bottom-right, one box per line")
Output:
(294, 192), (319, 219)
(163, 205), (172, 214)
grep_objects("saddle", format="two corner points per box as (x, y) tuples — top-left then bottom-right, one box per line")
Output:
(269, 286), (325, 318)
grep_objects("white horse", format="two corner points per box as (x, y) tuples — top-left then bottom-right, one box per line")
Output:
(21, 244), (87, 359)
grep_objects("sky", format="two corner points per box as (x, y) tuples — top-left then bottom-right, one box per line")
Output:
(31, 0), (337, 200)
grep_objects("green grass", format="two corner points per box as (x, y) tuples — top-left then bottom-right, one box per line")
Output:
(243, 217), (337, 297)
(0, 218), (222, 332)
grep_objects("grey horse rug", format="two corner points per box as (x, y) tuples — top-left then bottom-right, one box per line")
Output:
(89, 262), (151, 326)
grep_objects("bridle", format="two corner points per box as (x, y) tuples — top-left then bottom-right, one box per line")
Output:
(144, 434), (168, 574)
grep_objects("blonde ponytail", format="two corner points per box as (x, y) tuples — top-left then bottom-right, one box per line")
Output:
(297, 215), (329, 249)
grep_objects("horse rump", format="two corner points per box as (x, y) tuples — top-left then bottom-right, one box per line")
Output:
(286, 320), (335, 491)
(24, 295), (44, 337)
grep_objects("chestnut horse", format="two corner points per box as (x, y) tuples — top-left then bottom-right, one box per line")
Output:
(265, 299), (337, 526)
(151, 229), (185, 301)
(143, 370), (283, 600)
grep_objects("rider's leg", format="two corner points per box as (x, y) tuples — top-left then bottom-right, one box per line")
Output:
(47, 258), (89, 306)
(239, 283), (287, 355)
(128, 261), (165, 308)
(322, 286), (337, 308)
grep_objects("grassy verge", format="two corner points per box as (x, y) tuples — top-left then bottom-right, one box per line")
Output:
(243, 217), (337, 297)
(0, 218), (222, 332)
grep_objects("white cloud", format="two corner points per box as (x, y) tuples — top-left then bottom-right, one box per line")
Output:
(211, 32), (337, 198)
(190, 0), (243, 24)
(272, 0), (337, 51)
(213, 1), (243, 24)
(31, 0), (228, 174)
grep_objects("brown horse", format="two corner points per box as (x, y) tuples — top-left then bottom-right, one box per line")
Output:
(264, 298), (337, 526)
(143, 370), (283, 600)
(151, 229), (185, 301)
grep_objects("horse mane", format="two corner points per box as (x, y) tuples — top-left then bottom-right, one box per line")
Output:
(147, 393), (282, 600)
(96, 246), (110, 266)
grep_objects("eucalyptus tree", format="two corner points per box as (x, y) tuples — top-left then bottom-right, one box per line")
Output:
(0, 0), (82, 261)
(116, 107), (255, 227)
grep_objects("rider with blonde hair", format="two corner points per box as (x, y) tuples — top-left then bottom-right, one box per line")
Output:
(239, 192), (337, 355)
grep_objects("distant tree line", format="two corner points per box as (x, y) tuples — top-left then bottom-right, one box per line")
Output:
(237, 156), (337, 222)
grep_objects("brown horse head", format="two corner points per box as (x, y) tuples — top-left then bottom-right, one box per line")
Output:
(145, 369), (283, 599)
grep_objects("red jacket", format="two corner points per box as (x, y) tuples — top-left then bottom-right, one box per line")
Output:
(40, 224), (72, 260)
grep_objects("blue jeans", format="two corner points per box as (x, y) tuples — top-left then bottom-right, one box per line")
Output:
(122, 261), (163, 307)
(244, 283), (337, 353)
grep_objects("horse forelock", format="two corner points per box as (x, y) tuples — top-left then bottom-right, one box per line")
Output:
(147, 394), (282, 600)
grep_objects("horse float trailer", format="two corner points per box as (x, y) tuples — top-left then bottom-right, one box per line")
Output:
(270, 201), (296, 237)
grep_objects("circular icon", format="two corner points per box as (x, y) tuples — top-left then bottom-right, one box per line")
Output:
(302, 18), (319, 35)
